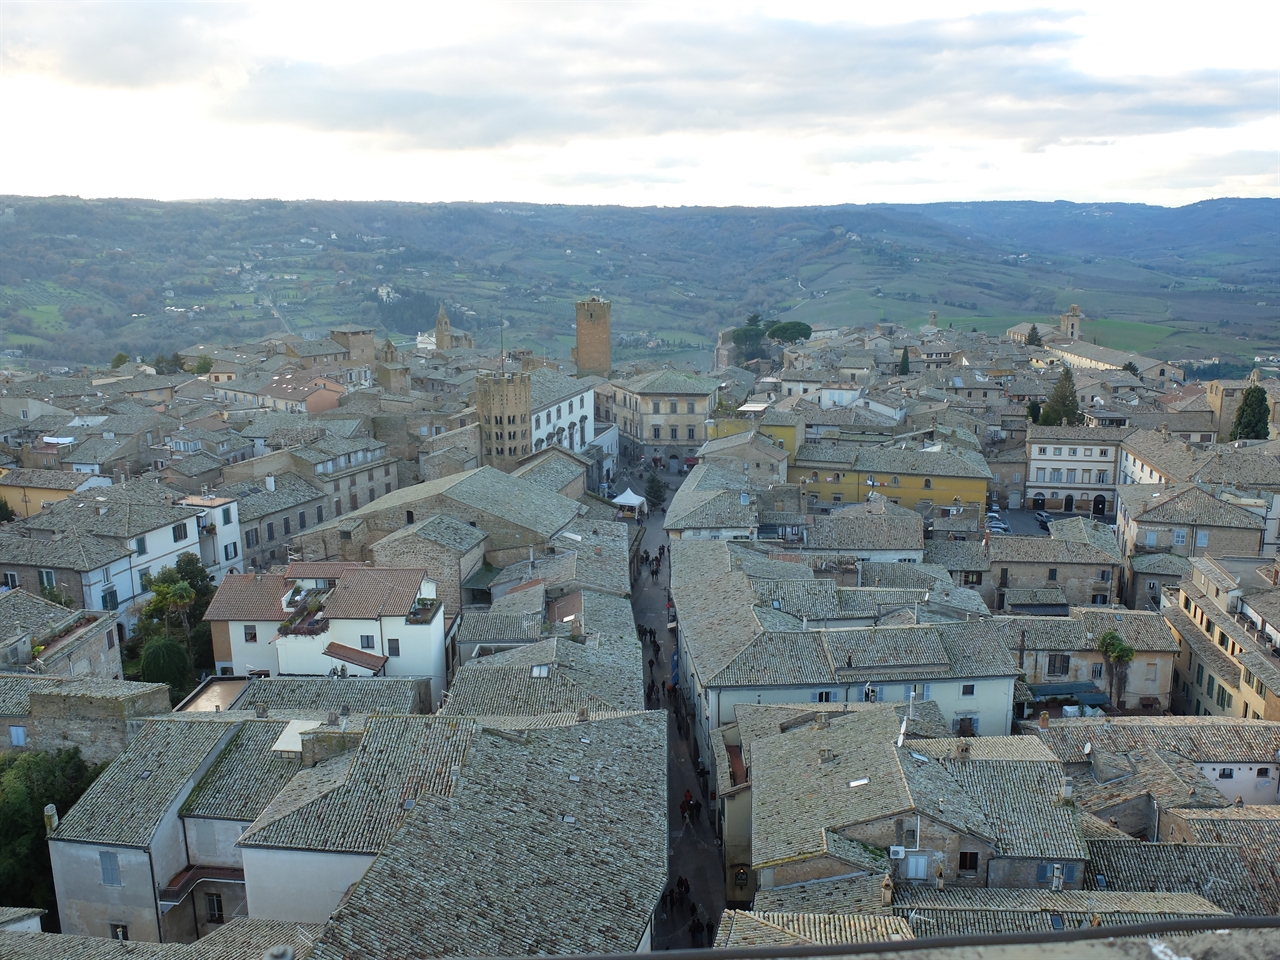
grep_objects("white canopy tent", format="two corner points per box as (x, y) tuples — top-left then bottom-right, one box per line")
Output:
(612, 488), (649, 516)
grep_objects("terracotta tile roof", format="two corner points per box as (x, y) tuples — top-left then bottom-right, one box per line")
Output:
(322, 567), (427, 620)
(203, 574), (290, 623)
(180, 721), (300, 822)
(715, 911), (912, 946)
(321, 641), (389, 673)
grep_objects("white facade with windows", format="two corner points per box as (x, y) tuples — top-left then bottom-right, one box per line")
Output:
(1026, 430), (1124, 516)
(531, 387), (596, 456)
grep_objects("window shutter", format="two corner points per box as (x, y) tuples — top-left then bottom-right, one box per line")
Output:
(1063, 863), (1077, 883)
(903, 684), (912, 701)
(811, 691), (819, 702)
(1036, 863), (1050, 883)
(922, 684), (931, 700)
(1062, 655), (1071, 672)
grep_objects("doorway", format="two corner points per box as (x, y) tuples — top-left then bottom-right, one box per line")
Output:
(1064, 494), (1075, 512)
(1093, 494), (1106, 517)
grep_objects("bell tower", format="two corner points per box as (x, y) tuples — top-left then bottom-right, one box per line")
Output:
(572, 297), (611, 379)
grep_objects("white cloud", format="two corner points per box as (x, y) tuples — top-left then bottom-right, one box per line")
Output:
(0, 1), (1275, 205)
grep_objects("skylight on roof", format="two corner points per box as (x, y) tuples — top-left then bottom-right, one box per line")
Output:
(849, 777), (870, 788)
(530, 664), (550, 678)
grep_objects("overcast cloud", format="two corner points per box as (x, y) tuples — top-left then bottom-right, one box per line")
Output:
(1, 1), (1275, 205)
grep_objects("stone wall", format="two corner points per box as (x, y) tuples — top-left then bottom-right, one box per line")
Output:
(29, 685), (171, 765)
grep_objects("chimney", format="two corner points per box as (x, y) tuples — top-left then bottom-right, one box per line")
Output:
(1061, 776), (1074, 802)
(339, 704), (350, 717)
(1038, 710), (1050, 730)
(255, 703), (267, 718)
(327, 710), (339, 726)
(43, 803), (58, 837)
(265, 473), (276, 492)
(880, 874), (894, 907)
(576, 706), (590, 723)
(954, 739), (971, 761)
(817, 747), (834, 763)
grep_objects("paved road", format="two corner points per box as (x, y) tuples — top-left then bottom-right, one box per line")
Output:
(619, 464), (725, 950)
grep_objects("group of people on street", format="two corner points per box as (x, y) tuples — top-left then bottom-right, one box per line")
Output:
(659, 878), (715, 947)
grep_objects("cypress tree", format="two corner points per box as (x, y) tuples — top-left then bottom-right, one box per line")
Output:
(898, 347), (910, 375)
(1039, 366), (1083, 426)
(1230, 385), (1271, 441)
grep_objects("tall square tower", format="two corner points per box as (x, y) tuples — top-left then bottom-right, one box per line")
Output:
(572, 297), (611, 379)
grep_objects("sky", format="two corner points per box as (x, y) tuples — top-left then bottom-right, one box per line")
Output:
(1, 1), (1277, 207)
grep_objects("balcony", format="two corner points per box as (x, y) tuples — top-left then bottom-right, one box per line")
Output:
(405, 597), (441, 625)
(277, 588), (332, 636)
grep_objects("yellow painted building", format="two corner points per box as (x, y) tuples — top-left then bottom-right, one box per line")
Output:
(790, 443), (991, 511)
(0, 468), (111, 518)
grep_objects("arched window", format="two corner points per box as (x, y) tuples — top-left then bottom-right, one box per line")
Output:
(811, 471), (819, 480)
(556, 405), (562, 420)
(923, 478), (933, 489)
(535, 414), (541, 430)
(891, 476), (900, 487)
(568, 399), (574, 413)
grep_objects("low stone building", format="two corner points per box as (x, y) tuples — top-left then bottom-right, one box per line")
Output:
(368, 513), (488, 619)
(0, 675), (170, 763)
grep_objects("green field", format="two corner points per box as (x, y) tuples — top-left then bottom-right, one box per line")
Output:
(1078, 319), (1173, 353)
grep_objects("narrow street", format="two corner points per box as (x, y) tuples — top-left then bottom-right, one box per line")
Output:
(620, 464), (726, 950)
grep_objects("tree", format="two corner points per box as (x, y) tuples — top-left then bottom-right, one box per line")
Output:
(766, 321), (812, 344)
(1025, 324), (1043, 347)
(140, 637), (192, 698)
(898, 347), (910, 375)
(1121, 361), (1140, 376)
(731, 319), (766, 361)
(109, 352), (129, 369)
(0, 498), (14, 524)
(1097, 630), (1135, 709)
(1027, 400), (1041, 423)
(0, 748), (102, 929)
(1230, 385), (1271, 441)
(1038, 366), (1083, 426)
(644, 473), (668, 511)
(193, 355), (214, 375)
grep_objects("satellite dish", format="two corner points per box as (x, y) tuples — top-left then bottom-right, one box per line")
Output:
(1084, 742), (1092, 756)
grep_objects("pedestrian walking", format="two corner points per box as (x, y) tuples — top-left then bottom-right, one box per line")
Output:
(648, 657), (656, 676)
(691, 917), (704, 947)
(689, 901), (698, 922)
(692, 799), (703, 823)
(705, 918), (716, 946)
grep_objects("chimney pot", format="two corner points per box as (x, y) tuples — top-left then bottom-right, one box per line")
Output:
(327, 710), (339, 726)
(1038, 710), (1050, 730)
(254, 703), (267, 718)
(43, 803), (58, 837)
(880, 873), (894, 907)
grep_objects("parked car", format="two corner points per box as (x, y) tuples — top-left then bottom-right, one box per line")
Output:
(1034, 510), (1053, 523)
(985, 511), (1002, 520)
(988, 522), (1011, 533)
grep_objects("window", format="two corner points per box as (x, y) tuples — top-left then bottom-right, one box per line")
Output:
(1048, 568), (1057, 581)
(1217, 687), (1232, 710)
(360, 634), (374, 649)
(1096, 471), (1108, 484)
(959, 852), (979, 872)
(670, 426), (678, 440)
(923, 478), (932, 489)
(652, 426), (662, 440)
(1098, 449), (1109, 457)
(110, 924), (129, 941)
(1049, 468), (1063, 483)
(1092, 594), (1108, 604)
(1081, 470), (1091, 484)
(1206, 675), (1216, 697)
(1066, 469), (1077, 484)
(530, 664), (551, 678)
(134, 536), (147, 556)
(961, 684), (975, 697)
(8, 725), (26, 747)
(1259, 768), (1271, 779)
(669, 400), (678, 414)
(1038, 447), (1047, 456)
(1218, 765), (1234, 779)
(102, 588), (118, 611)
(1196, 530), (1209, 548)
(687, 426), (696, 440)
(1092, 662), (1104, 680)
(206, 892), (224, 923)
(963, 571), (982, 586)
(1053, 447), (1062, 457)
(350, 493), (358, 511)
(37, 568), (55, 590)
(1036, 468), (1046, 482)
(223, 542), (238, 561)
(283, 517), (291, 536)
(1145, 531), (1158, 547)
(906, 855), (929, 880)
(266, 522), (275, 542)
(1174, 529), (1187, 546)
(222, 506), (233, 525)
(652, 401), (660, 414)
(687, 400), (696, 414)
(387, 638), (400, 657)
(1098, 570), (1111, 582)
(815, 690), (834, 702)
(1047, 654), (1070, 676)
(172, 523), (188, 543)
(244, 625), (258, 644)
(1196, 664), (1204, 686)
(316, 506), (324, 523)
(100, 851), (121, 886)
(2, 573), (16, 589)
(1068, 448), (1078, 457)
(298, 510), (307, 530)
(832, 494), (843, 503)
(244, 528), (259, 548)
(1145, 662), (1158, 682)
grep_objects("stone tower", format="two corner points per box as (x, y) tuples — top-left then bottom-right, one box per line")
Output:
(476, 370), (532, 472)
(1060, 304), (1082, 340)
(572, 297), (611, 379)
(330, 324), (376, 365)
(435, 304), (453, 349)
